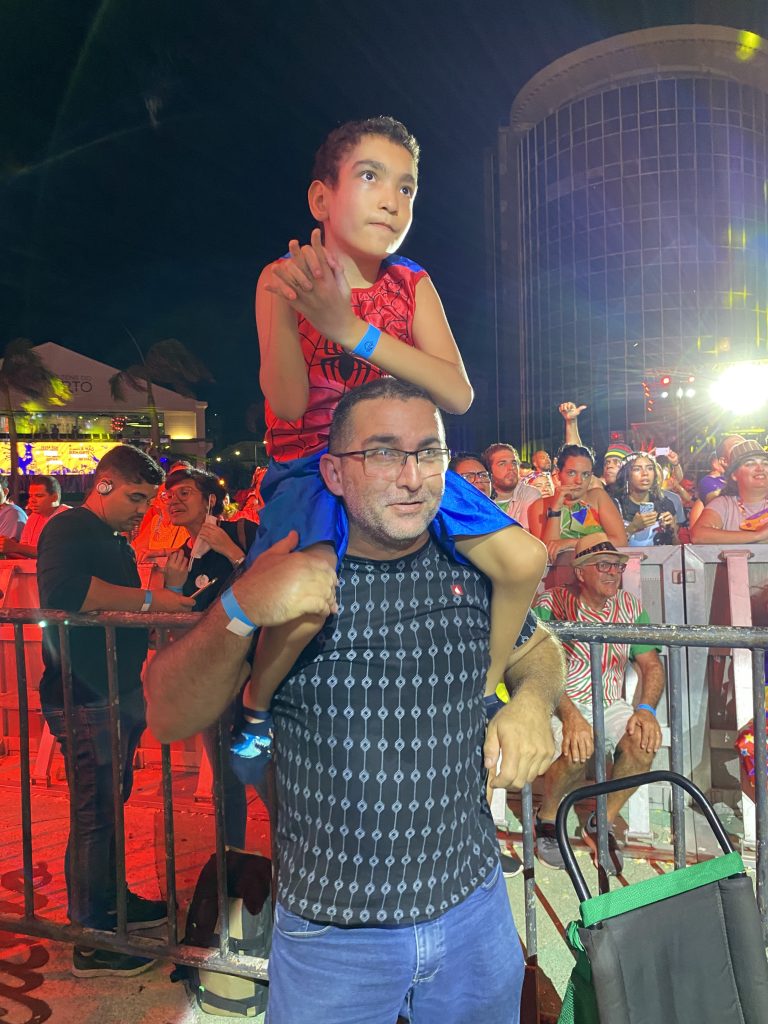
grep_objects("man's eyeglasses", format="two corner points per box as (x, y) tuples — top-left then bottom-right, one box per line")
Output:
(460, 471), (491, 483)
(330, 447), (450, 480)
(162, 486), (198, 502)
(592, 561), (627, 574)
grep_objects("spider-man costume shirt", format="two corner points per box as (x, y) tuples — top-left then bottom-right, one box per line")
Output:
(264, 254), (427, 461)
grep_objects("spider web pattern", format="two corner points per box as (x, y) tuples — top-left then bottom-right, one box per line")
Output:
(265, 256), (428, 460)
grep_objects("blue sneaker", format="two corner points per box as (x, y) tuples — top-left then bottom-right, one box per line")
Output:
(230, 710), (273, 786)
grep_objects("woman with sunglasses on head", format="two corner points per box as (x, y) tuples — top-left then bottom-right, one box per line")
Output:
(611, 452), (679, 547)
(529, 444), (627, 563)
(162, 467), (259, 849)
(691, 439), (768, 544)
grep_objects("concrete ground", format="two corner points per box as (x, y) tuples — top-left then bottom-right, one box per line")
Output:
(0, 751), (754, 1024)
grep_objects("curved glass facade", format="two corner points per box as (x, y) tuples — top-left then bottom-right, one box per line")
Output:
(514, 74), (768, 452)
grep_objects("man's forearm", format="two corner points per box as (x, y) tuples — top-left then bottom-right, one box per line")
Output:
(634, 655), (666, 709)
(503, 626), (565, 712)
(145, 601), (251, 742)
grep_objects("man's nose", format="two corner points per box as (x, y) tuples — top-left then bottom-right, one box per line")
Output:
(396, 453), (423, 487)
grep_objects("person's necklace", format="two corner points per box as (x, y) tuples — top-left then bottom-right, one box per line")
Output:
(737, 497), (768, 519)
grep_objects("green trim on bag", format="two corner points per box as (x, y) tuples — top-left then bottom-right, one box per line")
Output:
(578, 851), (745, 928)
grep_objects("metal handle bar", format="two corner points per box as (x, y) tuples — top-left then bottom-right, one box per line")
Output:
(555, 770), (736, 903)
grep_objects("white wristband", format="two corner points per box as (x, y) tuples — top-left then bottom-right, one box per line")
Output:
(140, 590), (153, 613)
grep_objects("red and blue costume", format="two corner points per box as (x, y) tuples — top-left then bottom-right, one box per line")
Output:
(249, 254), (515, 568)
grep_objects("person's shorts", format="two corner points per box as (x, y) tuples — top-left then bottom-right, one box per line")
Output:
(550, 698), (634, 758)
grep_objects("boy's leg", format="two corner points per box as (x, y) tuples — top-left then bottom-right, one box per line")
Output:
(232, 543), (337, 785)
(454, 528), (546, 697)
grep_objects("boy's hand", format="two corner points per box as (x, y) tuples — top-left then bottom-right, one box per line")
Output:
(267, 230), (360, 345)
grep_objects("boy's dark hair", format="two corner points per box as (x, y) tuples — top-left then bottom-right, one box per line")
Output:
(165, 467), (227, 516)
(30, 475), (61, 500)
(329, 379), (438, 453)
(312, 116), (420, 186)
(94, 445), (164, 487)
(556, 444), (595, 471)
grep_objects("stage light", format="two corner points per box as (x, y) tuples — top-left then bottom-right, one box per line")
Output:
(676, 387), (684, 398)
(710, 363), (768, 414)
(685, 388), (696, 398)
(660, 375), (671, 386)
(660, 391), (669, 399)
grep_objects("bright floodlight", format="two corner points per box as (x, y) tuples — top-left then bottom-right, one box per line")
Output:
(710, 363), (768, 414)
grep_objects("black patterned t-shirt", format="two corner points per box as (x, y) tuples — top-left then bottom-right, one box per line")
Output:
(271, 539), (503, 925)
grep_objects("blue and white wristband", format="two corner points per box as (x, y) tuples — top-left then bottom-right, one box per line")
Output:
(220, 586), (258, 638)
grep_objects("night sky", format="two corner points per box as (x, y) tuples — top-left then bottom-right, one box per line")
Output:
(2, 0), (767, 453)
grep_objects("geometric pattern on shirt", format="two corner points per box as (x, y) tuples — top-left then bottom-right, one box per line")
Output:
(271, 539), (499, 926)
(533, 586), (647, 705)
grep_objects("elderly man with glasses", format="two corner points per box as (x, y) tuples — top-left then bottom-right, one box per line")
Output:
(531, 532), (665, 874)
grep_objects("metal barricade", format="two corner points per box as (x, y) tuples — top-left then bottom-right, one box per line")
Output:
(0, 605), (766, 988)
(0, 607), (269, 983)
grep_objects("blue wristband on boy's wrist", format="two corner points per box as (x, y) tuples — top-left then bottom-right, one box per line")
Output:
(166, 585), (184, 594)
(351, 323), (381, 360)
(221, 586), (258, 638)
(636, 703), (657, 717)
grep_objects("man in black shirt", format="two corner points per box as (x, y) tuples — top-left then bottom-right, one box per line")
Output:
(146, 380), (564, 1023)
(37, 445), (194, 978)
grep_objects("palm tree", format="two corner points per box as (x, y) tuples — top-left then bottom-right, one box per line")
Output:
(109, 336), (213, 456)
(0, 339), (71, 500)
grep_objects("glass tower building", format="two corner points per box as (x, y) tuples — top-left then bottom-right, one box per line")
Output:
(496, 25), (768, 456)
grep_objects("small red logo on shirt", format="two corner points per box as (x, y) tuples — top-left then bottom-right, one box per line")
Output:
(450, 583), (464, 597)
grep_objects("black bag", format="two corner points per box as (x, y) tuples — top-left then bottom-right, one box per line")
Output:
(556, 771), (768, 1024)
(175, 849), (273, 1018)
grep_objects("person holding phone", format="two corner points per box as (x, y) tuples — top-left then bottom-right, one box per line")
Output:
(162, 466), (259, 848)
(610, 452), (679, 546)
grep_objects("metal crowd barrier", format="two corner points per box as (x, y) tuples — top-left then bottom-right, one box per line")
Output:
(0, 607), (268, 982)
(0, 607), (765, 984)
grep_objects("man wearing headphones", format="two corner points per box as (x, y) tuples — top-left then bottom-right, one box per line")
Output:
(37, 445), (195, 978)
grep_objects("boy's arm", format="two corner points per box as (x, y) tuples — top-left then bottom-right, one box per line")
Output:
(256, 264), (311, 421)
(269, 232), (473, 415)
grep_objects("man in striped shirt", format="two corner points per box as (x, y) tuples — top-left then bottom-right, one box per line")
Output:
(532, 532), (665, 873)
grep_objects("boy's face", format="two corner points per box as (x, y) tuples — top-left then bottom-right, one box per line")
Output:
(310, 135), (417, 258)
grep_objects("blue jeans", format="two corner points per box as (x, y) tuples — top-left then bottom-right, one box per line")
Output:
(266, 862), (524, 1024)
(43, 698), (145, 930)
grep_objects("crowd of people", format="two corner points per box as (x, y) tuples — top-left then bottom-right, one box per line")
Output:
(1, 113), (766, 1022)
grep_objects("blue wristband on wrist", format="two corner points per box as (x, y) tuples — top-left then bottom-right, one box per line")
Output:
(167, 585), (184, 594)
(351, 323), (381, 359)
(636, 703), (657, 717)
(140, 590), (152, 612)
(221, 586), (257, 638)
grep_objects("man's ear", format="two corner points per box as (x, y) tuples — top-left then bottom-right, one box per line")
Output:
(308, 179), (331, 222)
(319, 453), (344, 497)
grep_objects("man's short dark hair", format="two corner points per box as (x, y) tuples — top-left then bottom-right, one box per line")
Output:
(94, 445), (164, 487)
(329, 379), (438, 453)
(482, 443), (519, 469)
(165, 467), (227, 516)
(448, 452), (485, 472)
(312, 116), (420, 186)
(30, 475), (61, 500)
(556, 444), (595, 471)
